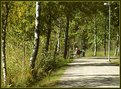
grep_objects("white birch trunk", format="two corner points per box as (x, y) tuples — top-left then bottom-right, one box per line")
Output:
(2, 38), (7, 86)
(57, 29), (61, 53)
(30, 2), (41, 75)
(94, 15), (97, 56)
(2, 2), (9, 86)
(114, 33), (119, 56)
(94, 28), (97, 56)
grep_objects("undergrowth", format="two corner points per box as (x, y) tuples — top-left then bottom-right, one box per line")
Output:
(1, 47), (73, 88)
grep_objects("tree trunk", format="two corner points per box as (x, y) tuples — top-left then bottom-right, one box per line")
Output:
(2, 2), (9, 86)
(64, 15), (69, 59)
(45, 6), (52, 52)
(94, 15), (97, 56)
(104, 18), (107, 56)
(82, 30), (87, 57)
(57, 29), (61, 53)
(114, 33), (119, 56)
(67, 43), (70, 58)
(22, 42), (25, 76)
(54, 41), (58, 59)
(104, 33), (106, 56)
(30, 2), (41, 76)
(108, 4), (111, 62)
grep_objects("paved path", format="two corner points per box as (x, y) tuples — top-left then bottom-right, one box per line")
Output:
(57, 57), (120, 88)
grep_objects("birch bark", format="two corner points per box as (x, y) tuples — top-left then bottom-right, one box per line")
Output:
(30, 2), (41, 75)
(2, 2), (9, 86)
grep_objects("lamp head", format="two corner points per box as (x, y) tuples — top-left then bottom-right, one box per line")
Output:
(104, 2), (109, 6)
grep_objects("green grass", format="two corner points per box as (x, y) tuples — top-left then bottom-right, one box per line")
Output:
(2, 45), (119, 88)
(110, 58), (120, 65)
(31, 66), (67, 88)
(1, 44), (73, 88)
(85, 50), (120, 65)
(31, 58), (73, 88)
(86, 50), (118, 57)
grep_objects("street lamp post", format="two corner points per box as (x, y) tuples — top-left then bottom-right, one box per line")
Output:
(104, 2), (111, 62)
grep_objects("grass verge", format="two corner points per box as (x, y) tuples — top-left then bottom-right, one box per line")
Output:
(110, 58), (120, 65)
(31, 66), (67, 88)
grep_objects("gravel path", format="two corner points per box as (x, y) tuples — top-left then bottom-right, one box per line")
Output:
(57, 57), (120, 88)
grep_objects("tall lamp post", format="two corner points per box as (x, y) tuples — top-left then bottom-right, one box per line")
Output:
(104, 2), (111, 62)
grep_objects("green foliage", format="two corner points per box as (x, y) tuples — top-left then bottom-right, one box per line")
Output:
(110, 58), (120, 65)
(36, 51), (70, 77)
(1, 1), (119, 88)
(86, 49), (118, 57)
(32, 66), (67, 87)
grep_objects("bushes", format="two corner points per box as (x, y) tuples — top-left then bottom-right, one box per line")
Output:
(36, 51), (69, 77)
(19, 51), (72, 87)
(1, 44), (71, 88)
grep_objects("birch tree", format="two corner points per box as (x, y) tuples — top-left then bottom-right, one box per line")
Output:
(2, 2), (10, 86)
(30, 2), (41, 76)
(114, 32), (119, 56)
(104, 17), (107, 56)
(93, 15), (97, 56)
(57, 28), (61, 53)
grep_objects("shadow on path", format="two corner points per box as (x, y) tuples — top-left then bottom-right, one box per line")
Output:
(67, 62), (119, 66)
(57, 76), (119, 88)
(83, 57), (119, 59)
(56, 57), (120, 88)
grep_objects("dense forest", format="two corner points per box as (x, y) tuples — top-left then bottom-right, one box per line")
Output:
(1, 1), (119, 87)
